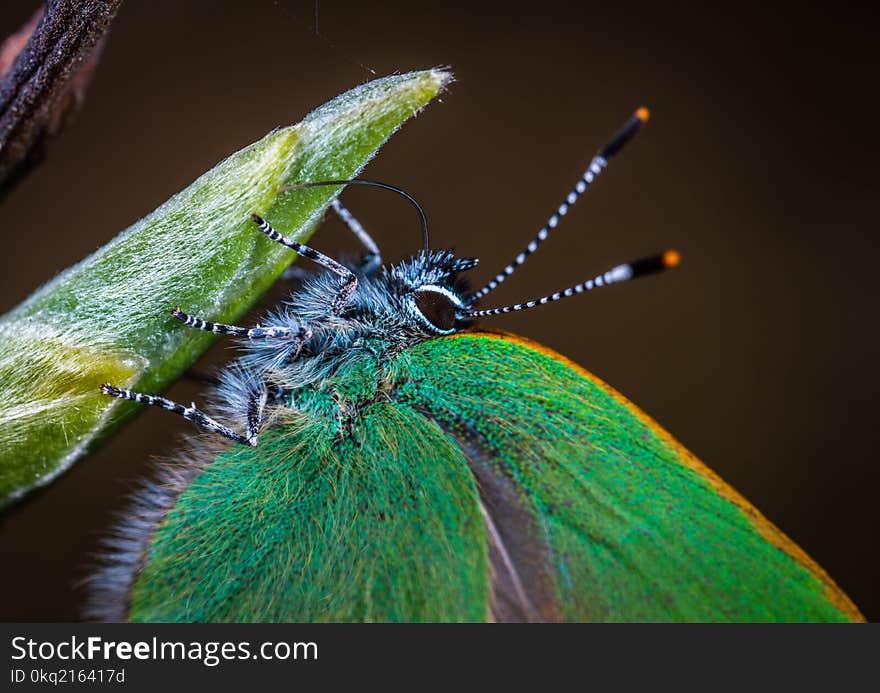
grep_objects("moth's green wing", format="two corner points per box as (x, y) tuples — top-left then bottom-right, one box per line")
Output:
(128, 329), (862, 622)
(129, 401), (486, 622)
(394, 330), (864, 622)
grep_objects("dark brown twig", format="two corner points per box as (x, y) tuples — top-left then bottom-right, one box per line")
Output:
(0, 0), (122, 199)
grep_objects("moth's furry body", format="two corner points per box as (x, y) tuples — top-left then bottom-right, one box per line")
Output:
(213, 249), (475, 433)
(90, 238), (481, 621)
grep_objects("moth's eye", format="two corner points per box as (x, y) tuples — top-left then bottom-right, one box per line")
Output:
(413, 286), (461, 333)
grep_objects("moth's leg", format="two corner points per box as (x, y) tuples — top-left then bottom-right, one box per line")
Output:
(100, 384), (258, 447)
(244, 384), (268, 446)
(279, 196), (380, 282)
(251, 214), (356, 314)
(331, 199), (382, 276)
(171, 307), (312, 344)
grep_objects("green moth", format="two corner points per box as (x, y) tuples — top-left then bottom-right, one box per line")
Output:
(94, 108), (863, 622)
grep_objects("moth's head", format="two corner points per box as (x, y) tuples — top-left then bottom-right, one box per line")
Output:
(389, 250), (479, 335)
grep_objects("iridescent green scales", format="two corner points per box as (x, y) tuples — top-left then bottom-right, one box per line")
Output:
(397, 333), (858, 622)
(131, 403), (486, 622)
(129, 332), (861, 622)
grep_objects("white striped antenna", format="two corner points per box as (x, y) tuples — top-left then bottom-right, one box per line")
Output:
(466, 107), (650, 304)
(464, 250), (680, 318)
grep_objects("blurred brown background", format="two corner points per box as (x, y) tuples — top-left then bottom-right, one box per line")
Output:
(0, 0), (877, 621)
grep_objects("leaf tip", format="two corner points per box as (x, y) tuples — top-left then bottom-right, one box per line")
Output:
(427, 66), (455, 90)
(412, 67), (454, 103)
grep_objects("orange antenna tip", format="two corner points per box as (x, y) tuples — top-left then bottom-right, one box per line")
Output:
(662, 249), (681, 268)
(636, 107), (650, 122)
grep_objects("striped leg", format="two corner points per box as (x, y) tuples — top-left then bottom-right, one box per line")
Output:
(171, 307), (311, 343)
(245, 386), (268, 444)
(331, 199), (382, 275)
(251, 214), (357, 314)
(100, 384), (263, 447)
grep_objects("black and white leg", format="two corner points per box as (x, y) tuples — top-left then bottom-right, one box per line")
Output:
(251, 214), (357, 313)
(244, 386), (267, 444)
(100, 384), (263, 447)
(330, 199), (382, 275)
(280, 199), (381, 282)
(171, 306), (311, 344)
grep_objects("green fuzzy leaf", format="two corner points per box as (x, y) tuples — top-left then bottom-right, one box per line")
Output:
(0, 69), (451, 509)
